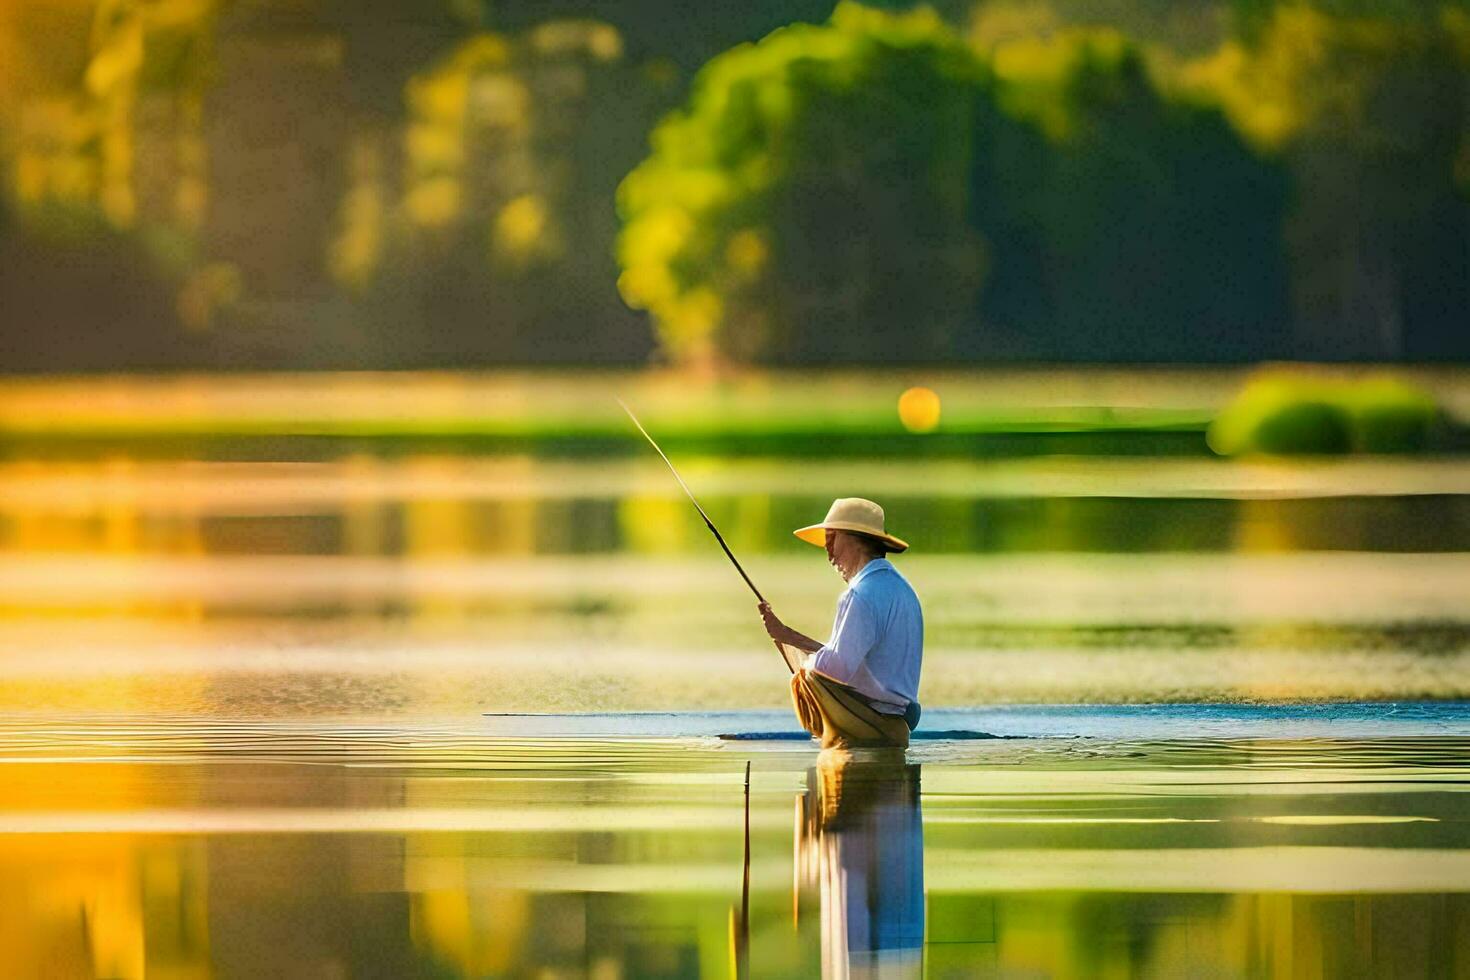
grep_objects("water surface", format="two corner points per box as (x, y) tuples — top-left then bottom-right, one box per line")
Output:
(1, 373), (1467, 976)
(1, 716), (1466, 978)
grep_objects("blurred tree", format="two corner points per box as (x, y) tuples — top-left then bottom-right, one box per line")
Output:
(363, 20), (655, 365)
(1185, 6), (1470, 360)
(971, 31), (1291, 360)
(618, 5), (1287, 365)
(0, 0), (205, 371)
(483, 0), (840, 72)
(7, 0), (216, 236)
(3, 0), (1467, 370)
(970, 0), (1230, 58)
(617, 3), (990, 365)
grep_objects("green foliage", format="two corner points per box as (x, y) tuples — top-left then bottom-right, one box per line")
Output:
(618, 6), (1288, 365)
(365, 20), (657, 365)
(1184, 5), (1470, 358)
(972, 32), (1290, 359)
(6, 0), (1470, 369)
(1208, 373), (1441, 455)
(1341, 377), (1442, 452)
(618, 3), (989, 364)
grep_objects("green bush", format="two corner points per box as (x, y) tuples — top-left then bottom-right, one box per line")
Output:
(1341, 378), (1439, 453)
(1208, 373), (1441, 456)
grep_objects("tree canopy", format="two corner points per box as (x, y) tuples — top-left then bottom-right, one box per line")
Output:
(617, 5), (989, 364)
(2, 0), (1469, 370)
(617, 4), (1290, 366)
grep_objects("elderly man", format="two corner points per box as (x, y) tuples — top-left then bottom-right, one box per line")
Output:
(760, 498), (923, 749)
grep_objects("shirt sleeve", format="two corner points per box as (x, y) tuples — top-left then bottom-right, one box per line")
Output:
(809, 590), (878, 684)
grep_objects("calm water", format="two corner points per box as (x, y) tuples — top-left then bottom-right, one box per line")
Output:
(1, 372), (1467, 976)
(1, 719), (1467, 978)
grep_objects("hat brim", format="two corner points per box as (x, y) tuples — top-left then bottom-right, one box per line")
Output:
(793, 522), (909, 553)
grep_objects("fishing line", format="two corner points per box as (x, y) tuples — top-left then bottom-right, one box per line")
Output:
(617, 398), (799, 673)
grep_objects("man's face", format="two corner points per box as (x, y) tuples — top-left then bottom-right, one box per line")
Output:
(824, 529), (866, 581)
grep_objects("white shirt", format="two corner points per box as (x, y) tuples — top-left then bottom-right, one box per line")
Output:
(807, 558), (923, 714)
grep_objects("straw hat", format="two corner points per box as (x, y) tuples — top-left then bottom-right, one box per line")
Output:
(794, 497), (909, 553)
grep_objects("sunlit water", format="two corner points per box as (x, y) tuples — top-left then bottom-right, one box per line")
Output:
(1, 717), (1467, 978)
(1, 373), (1467, 976)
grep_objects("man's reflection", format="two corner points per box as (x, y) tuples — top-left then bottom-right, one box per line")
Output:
(796, 748), (924, 978)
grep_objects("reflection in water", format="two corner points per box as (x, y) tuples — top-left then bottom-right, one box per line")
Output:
(798, 749), (924, 979)
(2, 457), (1469, 559)
(0, 732), (1468, 976)
(0, 452), (1466, 712)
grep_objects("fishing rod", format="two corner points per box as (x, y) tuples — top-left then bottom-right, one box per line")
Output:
(617, 399), (799, 674)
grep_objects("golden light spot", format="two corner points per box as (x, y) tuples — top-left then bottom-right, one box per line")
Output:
(897, 386), (942, 433)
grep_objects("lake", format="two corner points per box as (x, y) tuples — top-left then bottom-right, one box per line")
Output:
(0, 370), (1466, 977)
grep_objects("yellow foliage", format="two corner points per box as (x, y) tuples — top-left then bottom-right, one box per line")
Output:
(464, 73), (529, 131)
(405, 177), (462, 228)
(330, 141), (386, 289)
(664, 288), (724, 356)
(1180, 34), (1304, 150)
(616, 263), (676, 311)
(1445, 7), (1470, 59)
(14, 99), (101, 206)
(529, 20), (623, 62)
(491, 193), (560, 266)
(989, 29), (1132, 141)
(84, 15), (144, 98)
(100, 180), (135, 224)
(14, 74), (98, 210)
(8, 0), (213, 230)
(969, 2), (1064, 54)
(628, 207), (693, 264)
(407, 70), (469, 123)
(616, 207), (693, 307)
(174, 175), (207, 229)
(447, 33), (512, 72)
(14, 153), (47, 202)
(1178, 7), (1467, 153)
(401, 22), (617, 255)
(405, 124), (464, 172)
(831, 1), (949, 43)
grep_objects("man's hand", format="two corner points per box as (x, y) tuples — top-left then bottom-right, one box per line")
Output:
(759, 601), (785, 642)
(759, 602), (823, 654)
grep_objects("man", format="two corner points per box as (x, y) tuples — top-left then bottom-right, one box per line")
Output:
(760, 497), (923, 749)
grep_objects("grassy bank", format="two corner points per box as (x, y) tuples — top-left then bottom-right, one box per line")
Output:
(0, 367), (1464, 458)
